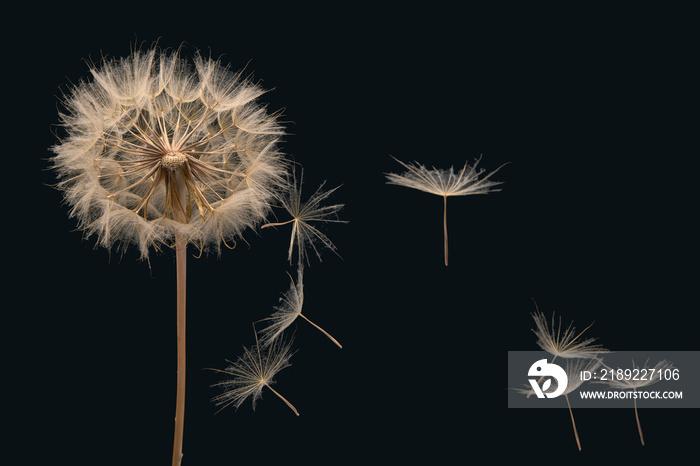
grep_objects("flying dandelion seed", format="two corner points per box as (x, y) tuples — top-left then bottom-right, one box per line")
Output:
(259, 266), (342, 348)
(50, 45), (289, 466)
(385, 156), (506, 266)
(210, 333), (299, 416)
(527, 301), (609, 419)
(262, 167), (345, 266)
(598, 359), (674, 446)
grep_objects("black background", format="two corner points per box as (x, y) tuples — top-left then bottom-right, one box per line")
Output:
(13, 4), (698, 465)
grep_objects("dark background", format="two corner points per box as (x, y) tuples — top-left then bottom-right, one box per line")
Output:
(13, 4), (697, 464)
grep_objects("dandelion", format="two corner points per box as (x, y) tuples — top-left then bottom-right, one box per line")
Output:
(210, 334), (299, 415)
(531, 301), (609, 360)
(385, 156), (506, 265)
(259, 266), (342, 348)
(262, 168), (345, 266)
(598, 359), (674, 445)
(51, 47), (286, 257)
(50, 45), (288, 466)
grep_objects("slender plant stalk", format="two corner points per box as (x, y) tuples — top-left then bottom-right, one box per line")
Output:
(565, 394), (582, 451)
(442, 195), (448, 266)
(634, 388), (645, 445)
(299, 313), (342, 348)
(172, 176), (188, 466)
(267, 385), (300, 416)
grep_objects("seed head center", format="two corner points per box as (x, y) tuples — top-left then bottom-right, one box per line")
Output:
(161, 151), (187, 170)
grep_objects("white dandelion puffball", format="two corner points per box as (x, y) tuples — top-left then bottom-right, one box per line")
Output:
(51, 47), (288, 257)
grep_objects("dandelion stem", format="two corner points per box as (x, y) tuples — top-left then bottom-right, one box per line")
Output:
(634, 388), (645, 446)
(565, 394), (582, 451)
(299, 313), (342, 349)
(172, 175), (188, 466)
(443, 195), (448, 266)
(267, 384), (299, 416)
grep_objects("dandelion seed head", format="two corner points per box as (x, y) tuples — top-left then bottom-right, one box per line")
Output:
(51, 46), (287, 258)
